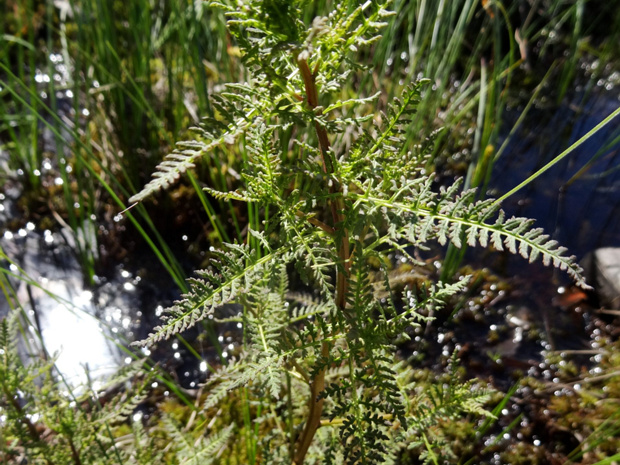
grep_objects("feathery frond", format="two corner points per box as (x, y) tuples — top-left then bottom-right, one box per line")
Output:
(135, 243), (289, 346)
(127, 1), (588, 463)
(163, 418), (233, 465)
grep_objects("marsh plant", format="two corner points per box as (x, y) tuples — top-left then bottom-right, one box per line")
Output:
(126, 0), (587, 463)
(1, 0), (590, 464)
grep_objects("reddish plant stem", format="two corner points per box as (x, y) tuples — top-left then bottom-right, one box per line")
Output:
(293, 57), (351, 465)
(296, 58), (351, 309)
(292, 341), (329, 465)
(69, 439), (83, 465)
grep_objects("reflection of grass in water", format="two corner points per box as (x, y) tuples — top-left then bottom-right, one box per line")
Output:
(487, 90), (620, 259)
(494, 104), (620, 206)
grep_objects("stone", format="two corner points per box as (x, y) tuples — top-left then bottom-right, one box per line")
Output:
(583, 248), (620, 308)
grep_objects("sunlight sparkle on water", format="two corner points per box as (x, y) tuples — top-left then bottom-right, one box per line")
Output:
(41, 301), (117, 384)
(34, 73), (51, 83)
(74, 290), (93, 308)
(44, 230), (54, 244)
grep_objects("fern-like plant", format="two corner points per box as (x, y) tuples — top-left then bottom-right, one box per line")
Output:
(129, 1), (588, 463)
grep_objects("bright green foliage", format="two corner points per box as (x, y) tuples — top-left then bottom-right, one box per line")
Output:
(0, 0), (612, 463)
(126, 1), (588, 463)
(138, 242), (290, 346)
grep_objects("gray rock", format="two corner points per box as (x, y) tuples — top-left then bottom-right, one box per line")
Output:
(583, 248), (620, 308)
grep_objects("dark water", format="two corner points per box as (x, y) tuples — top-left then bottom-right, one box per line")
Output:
(447, 86), (620, 376)
(491, 88), (620, 259)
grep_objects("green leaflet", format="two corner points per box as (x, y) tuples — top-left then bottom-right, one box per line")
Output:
(128, 0), (589, 463)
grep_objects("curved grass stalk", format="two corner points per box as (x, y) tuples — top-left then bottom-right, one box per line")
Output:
(494, 103), (620, 205)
